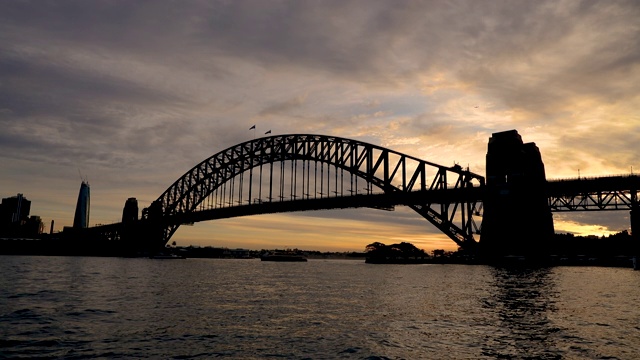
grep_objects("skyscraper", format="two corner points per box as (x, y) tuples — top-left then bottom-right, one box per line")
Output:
(0, 193), (31, 225)
(0, 193), (32, 235)
(73, 181), (90, 228)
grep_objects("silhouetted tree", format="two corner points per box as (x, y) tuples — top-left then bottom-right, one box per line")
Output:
(432, 249), (445, 257)
(365, 241), (429, 263)
(366, 242), (387, 253)
(390, 242), (424, 255)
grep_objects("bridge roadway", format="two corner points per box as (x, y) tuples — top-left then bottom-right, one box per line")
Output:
(163, 186), (485, 225)
(547, 175), (639, 211)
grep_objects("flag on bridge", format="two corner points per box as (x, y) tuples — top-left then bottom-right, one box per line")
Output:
(249, 125), (256, 130)
(265, 130), (271, 134)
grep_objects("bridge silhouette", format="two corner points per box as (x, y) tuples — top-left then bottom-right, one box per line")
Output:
(76, 131), (639, 255)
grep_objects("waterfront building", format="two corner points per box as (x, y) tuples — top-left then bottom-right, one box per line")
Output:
(24, 215), (44, 237)
(0, 194), (32, 236)
(0, 193), (31, 226)
(0, 194), (43, 237)
(73, 181), (90, 228)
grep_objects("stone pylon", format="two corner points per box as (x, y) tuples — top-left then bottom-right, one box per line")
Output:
(480, 130), (554, 258)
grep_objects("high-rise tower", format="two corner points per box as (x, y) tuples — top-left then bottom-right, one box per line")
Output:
(73, 181), (90, 228)
(0, 193), (31, 225)
(0, 193), (32, 236)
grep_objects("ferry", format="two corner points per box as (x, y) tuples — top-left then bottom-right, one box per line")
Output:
(260, 252), (307, 262)
(149, 253), (186, 259)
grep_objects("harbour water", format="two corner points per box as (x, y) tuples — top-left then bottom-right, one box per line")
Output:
(1, 256), (639, 359)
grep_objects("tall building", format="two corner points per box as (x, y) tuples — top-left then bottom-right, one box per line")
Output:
(0, 193), (31, 225)
(73, 181), (90, 228)
(24, 215), (44, 237)
(0, 194), (32, 235)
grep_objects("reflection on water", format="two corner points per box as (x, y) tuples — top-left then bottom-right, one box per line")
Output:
(482, 267), (562, 359)
(1, 257), (640, 359)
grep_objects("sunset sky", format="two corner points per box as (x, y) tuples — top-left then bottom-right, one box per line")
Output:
(1, 0), (638, 252)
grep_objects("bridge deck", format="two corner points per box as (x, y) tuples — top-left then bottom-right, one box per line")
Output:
(547, 175), (639, 211)
(166, 187), (485, 225)
(547, 175), (639, 195)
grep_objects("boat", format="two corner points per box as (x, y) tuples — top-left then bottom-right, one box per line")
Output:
(260, 252), (307, 262)
(149, 253), (186, 259)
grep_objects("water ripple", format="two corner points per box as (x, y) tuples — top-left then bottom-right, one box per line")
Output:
(1, 257), (639, 359)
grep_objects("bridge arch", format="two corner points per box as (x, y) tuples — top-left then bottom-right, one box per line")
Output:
(148, 134), (485, 249)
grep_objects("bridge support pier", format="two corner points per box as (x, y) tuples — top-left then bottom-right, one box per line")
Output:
(132, 200), (166, 255)
(480, 130), (555, 259)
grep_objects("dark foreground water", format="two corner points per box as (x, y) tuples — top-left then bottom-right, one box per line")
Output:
(1, 256), (639, 359)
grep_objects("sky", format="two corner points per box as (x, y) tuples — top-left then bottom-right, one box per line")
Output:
(1, 0), (639, 252)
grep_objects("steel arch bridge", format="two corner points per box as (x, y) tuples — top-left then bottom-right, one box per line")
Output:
(143, 134), (485, 249)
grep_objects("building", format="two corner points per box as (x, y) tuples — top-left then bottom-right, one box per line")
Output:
(0, 193), (31, 225)
(24, 215), (44, 237)
(0, 194), (43, 237)
(73, 181), (90, 228)
(0, 194), (32, 236)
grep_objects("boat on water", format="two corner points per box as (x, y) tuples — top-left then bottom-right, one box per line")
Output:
(261, 252), (307, 262)
(149, 253), (186, 259)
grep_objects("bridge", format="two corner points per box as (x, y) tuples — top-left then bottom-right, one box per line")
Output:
(548, 175), (639, 211)
(72, 131), (639, 255)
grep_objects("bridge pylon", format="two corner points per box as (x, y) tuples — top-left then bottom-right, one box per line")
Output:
(480, 130), (554, 258)
(632, 205), (640, 260)
(133, 200), (166, 254)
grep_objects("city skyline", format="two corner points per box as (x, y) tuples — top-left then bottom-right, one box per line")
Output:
(1, 1), (638, 251)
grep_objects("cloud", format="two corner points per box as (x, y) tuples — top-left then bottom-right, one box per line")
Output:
(0, 0), (638, 248)
(554, 211), (630, 236)
(258, 94), (308, 117)
(454, 2), (640, 122)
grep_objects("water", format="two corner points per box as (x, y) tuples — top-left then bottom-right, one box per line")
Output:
(1, 256), (639, 359)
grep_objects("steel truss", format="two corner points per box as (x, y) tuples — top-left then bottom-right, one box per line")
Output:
(547, 176), (639, 211)
(152, 134), (485, 248)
